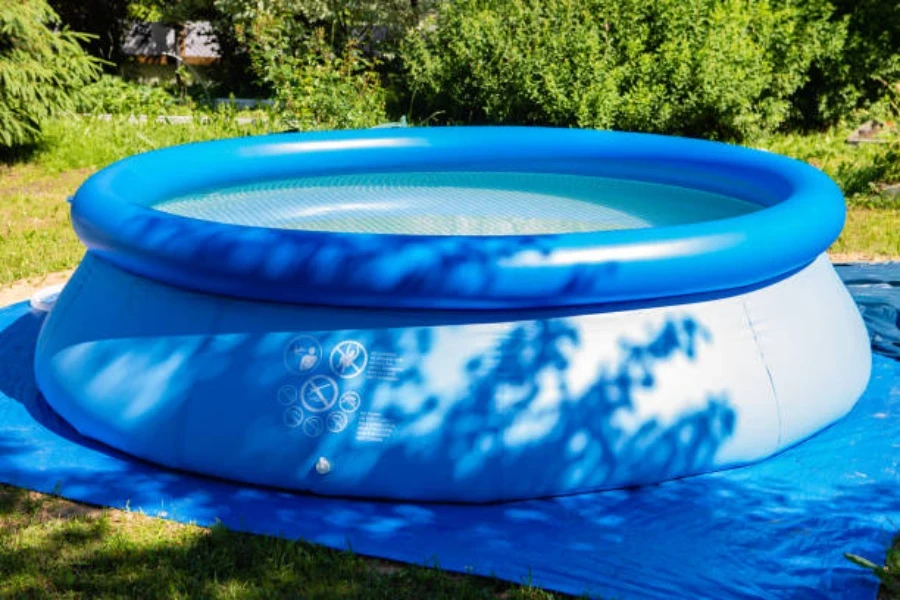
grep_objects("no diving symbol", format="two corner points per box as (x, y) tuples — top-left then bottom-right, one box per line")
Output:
(300, 375), (338, 412)
(330, 341), (368, 379)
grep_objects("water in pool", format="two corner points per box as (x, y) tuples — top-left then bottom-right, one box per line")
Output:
(154, 172), (761, 236)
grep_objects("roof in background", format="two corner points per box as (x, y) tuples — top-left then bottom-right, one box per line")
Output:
(122, 21), (220, 62)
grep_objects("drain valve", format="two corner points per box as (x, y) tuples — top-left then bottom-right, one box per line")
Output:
(315, 457), (332, 475)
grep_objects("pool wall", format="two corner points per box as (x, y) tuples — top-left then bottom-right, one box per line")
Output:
(35, 253), (870, 502)
(35, 127), (872, 502)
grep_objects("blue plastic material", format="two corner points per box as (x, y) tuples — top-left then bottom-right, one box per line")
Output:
(837, 262), (900, 360)
(0, 263), (896, 598)
(70, 127), (846, 309)
(34, 254), (871, 502)
(38, 127), (868, 501)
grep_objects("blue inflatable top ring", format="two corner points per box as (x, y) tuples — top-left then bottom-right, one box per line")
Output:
(70, 127), (845, 309)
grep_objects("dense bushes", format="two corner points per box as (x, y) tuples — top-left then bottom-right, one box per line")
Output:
(268, 33), (388, 131)
(403, 0), (847, 140)
(218, 0), (388, 130)
(16, 0), (900, 141)
(0, 0), (102, 148)
(75, 74), (181, 115)
(215, 0), (436, 60)
(794, 0), (900, 125)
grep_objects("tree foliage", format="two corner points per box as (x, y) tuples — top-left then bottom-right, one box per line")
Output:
(403, 0), (847, 140)
(216, 0), (432, 60)
(12, 0), (896, 138)
(0, 0), (103, 148)
(48, 0), (129, 65)
(793, 0), (900, 125)
(211, 0), (395, 129)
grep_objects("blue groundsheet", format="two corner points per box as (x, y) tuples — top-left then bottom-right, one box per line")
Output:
(0, 263), (897, 599)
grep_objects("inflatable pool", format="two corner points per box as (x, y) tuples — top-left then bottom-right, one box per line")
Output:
(34, 127), (871, 502)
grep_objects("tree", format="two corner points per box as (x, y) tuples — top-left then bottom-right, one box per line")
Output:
(0, 0), (103, 148)
(793, 0), (900, 125)
(47, 0), (130, 65)
(208, 0), (407, 129)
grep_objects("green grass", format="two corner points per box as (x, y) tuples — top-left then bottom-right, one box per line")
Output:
(756, 127), (900, 208)
(24, 113), (273, 175)
(0, 115), (273, 284)
(831, 206), (900, 261)
(845, 535), (900, 599)
(0, 167), (86, 283)
(0, 485), (565, 599)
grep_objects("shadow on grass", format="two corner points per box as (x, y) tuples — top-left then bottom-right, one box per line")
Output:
(0, 483), (567, 599)
(0, 143), (43, 168)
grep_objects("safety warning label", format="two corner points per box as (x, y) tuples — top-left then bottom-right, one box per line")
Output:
(366, 352), (404, 382)
(356, 412), (397, 443)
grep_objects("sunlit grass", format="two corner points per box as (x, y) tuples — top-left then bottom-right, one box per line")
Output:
(0, 167), (86, 283)
(831, 207), (900, 261)
(0, 115), (274, 284)
(31, 114), (273, 174)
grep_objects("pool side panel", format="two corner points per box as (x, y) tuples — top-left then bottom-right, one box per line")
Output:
(34, 254), (867, 502)
(744, 255), (872, 450)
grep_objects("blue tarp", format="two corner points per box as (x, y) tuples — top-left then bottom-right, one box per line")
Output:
(0, 263), (897, 599)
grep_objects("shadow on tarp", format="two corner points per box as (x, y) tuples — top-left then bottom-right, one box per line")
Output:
(837, 262), (900, 360)
(0, 263), (896, 599)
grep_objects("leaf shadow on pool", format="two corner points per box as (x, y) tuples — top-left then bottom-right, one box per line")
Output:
(347, 314), (735, 501)
(86, 206), (628, 306)
(21, 252), (742, 502)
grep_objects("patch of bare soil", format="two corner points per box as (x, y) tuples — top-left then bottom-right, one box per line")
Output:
(0, 270), (74, 307)
(829, 252), (898, 264)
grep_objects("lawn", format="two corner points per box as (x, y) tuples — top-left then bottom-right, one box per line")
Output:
(0, 116), (897, 598)
(0, 115), (271, 285)
(0, 485), (560, 599)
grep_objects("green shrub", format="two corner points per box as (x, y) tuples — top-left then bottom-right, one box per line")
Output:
(403, 0), (844, 140)
(221, 0), (388, 130)
(263, 29), (387, 131)
(75, 75), (184, 116)
(0, 0), (102, 148)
